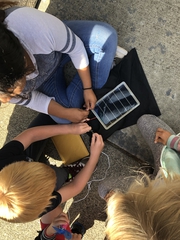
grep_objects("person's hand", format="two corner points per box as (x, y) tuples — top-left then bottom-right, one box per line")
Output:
(83, 89), (97, 110)
(154, 128), (172, 145)
(71, 233), (82, 240)
(65, 108), (89, 123)
(70, 123), (92, 134)
(90, 133), (104, 158)
(46, 213), (70, 236)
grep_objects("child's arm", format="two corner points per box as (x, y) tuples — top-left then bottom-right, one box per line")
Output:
(155, 128), (180, 151)
(41, 133), (104, 225)
(13, 123), (91, 150)
(58, 133), (104, 203)
(154, 128), (172, 144)
(166, 135), (180, 152)
(45, 212), (70, 237)
(48, 100), (90, 123)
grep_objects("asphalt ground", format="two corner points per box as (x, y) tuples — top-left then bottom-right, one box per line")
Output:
(1, 0), (180, 239)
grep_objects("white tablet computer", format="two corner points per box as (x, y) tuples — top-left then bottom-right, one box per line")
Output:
(91, 82), (140, 130)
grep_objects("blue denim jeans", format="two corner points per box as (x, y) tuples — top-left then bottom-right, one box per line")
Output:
(38, 20), (117, 123)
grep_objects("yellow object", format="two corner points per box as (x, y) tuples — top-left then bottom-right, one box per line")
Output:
(51, 134), (89, 165)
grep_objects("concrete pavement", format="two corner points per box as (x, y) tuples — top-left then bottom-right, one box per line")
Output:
(1, 0), (180, 239)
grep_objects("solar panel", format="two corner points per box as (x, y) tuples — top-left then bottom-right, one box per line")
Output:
(91, 82), (140, 129)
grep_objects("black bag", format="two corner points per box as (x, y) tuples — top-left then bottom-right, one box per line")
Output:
(88, 48), (161, 140)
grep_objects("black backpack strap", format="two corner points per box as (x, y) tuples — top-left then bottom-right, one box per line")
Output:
(5, 6), (21, 18)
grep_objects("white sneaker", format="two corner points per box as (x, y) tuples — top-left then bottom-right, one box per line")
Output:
(115, 46), (128, 58)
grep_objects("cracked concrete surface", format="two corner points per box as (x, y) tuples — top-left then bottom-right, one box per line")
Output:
(0, 0), (180, 239)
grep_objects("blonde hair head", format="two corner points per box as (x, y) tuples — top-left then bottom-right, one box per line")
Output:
(0, 161), (56, 223)
(106, 170), (180, 240)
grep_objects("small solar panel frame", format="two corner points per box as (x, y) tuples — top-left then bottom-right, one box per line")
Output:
(91, 81), (140, 130)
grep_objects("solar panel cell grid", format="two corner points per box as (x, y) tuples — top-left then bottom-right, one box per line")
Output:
(92, 82), (140, 129)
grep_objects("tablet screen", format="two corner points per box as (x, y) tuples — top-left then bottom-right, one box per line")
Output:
(91, 82), (140, 129)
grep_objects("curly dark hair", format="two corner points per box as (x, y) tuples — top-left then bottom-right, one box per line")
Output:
(0, 2), (26, 93)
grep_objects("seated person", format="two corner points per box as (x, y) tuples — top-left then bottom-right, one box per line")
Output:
(0, 115), (104, 225)
(104, 170), (180, 240)
(98, 114), (180, 240)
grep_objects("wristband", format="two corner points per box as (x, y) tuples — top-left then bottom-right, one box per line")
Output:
(83, 87), (92, 90)
(41, 228), (56, 240)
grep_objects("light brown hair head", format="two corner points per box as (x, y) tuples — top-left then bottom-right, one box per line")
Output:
(0, 161), (56, 223)
(106, 170), (180, 240)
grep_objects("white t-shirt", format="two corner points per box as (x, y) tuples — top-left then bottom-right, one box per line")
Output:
(5, 7), (89, 113)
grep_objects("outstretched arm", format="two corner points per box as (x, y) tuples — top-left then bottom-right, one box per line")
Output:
(13, 123), (91, 150)
(41, 133), (104, 225)
(48, 100), (90, 123)
(58, 133), (104, 203)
